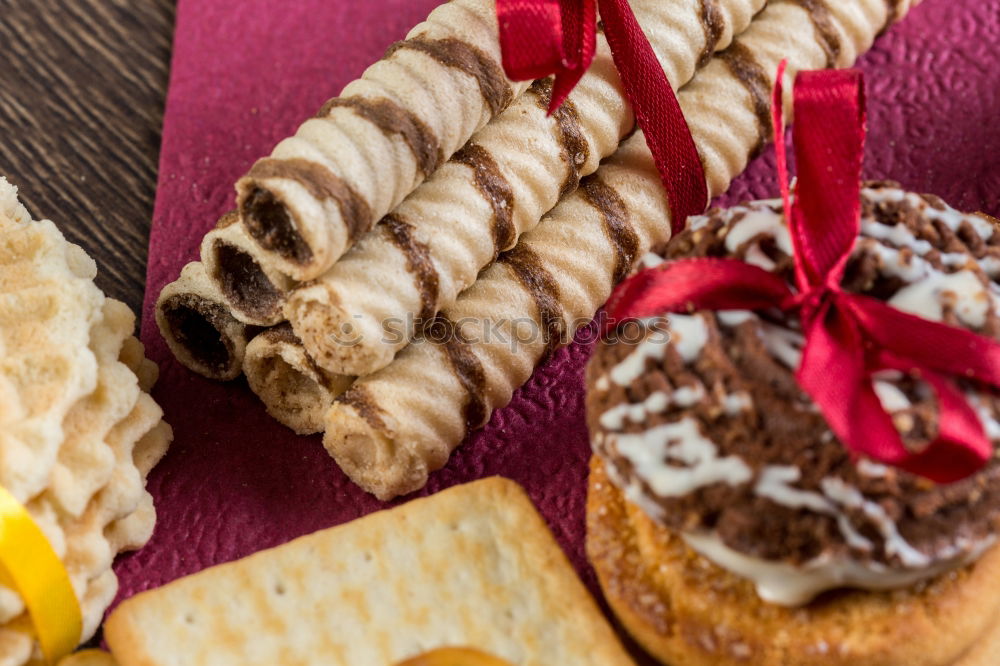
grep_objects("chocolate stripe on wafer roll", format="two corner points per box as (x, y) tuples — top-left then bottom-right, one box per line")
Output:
(243, 324), (353, 435)
(285, 0), (766, 378)
(155, 262), (260, 381)
(322, 0), (922, 500)
(236, 0), (529, 282)
(201, 211), (296, 326)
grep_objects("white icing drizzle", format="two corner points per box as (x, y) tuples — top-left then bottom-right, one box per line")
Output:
(666, 314), (709, 363)
(857, 459), (891, 478)
(688, 213), (710, 231)
(613, 418), (752, 497)
(718, 309), (806, 370)
(860, 217), (933, 255)
(725, 207), (794, 256)
(716, 309), (754, 327)
(608, 328), (671, 386)
(754, 467), (873, 552)
(723, 391), (753, 415)
(637, 251), (665, 270)
(889, 269), (989, 327)
(755, 466), (832, 513)
(599, 386), (705, 431)
(966, 391), (1000, 440)
(758, 321), (804, 369)
(744, 243), (776, 271)
(872, 380), (911, 412)
(820, 477), (929, 567)
(867, 187), (997, 240)
(980, 256), (1000, 278)
(682, 530), (996, 607)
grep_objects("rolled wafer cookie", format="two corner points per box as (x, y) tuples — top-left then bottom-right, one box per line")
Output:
(236, 0), (529, 281)
(155, 261), (259, 380)
(243, 324), (353, 435)
(323, 0), (920, 500)
(201, 211), (295, 326)
(286, 0), (766, 377)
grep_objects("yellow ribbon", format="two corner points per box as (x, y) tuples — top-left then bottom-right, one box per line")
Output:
(0, 484), (81, 663)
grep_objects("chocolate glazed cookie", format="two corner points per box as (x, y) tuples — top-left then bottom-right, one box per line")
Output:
(586, 184), (1000, 666)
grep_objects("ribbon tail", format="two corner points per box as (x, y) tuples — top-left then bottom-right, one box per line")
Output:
(885, 368), (993, 483)
(848, 294), (1000, 387)
(598, 0), (707, 233)
(801, 301), (991, 482)
(604, 259), (792, 332)
(548, 0), (597, 112)
(797, 310), (926, 472)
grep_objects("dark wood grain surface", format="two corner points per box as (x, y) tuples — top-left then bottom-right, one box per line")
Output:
(0, 0), (176, 316)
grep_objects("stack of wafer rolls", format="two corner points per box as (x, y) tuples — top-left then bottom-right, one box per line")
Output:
(0, 178), (171, 664)
(157, 0), (523, 385)
(322, 0), (922, 500)
(157, 0), (765, 426)
(285, 0), (766, 377)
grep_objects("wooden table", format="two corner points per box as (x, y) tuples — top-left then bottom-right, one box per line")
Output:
(0, 0), (176, 317)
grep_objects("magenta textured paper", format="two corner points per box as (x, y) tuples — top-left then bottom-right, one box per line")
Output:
(124, 0), (1000, 637)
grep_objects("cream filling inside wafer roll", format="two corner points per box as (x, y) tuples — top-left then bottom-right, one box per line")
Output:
(237, 0), (531, 281)
(285, 0), (766, 378)
(243, 324), (353, 435)
(322, 0), (921, 500)
(201, 211), (296, 326)
(155, 262), (258, 381)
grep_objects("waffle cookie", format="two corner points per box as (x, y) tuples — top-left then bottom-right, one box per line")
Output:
(0, 177), (171, 664)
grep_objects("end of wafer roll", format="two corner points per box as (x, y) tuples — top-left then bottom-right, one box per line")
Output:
(324, 340), (464, 500)
(324, 402), (435, 501)
(243, 324), (353, 435)
(201, 211), (296, 326)
(155, 262), (257, 381)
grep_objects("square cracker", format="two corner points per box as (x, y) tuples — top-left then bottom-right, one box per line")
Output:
(105, 477), (634, 665)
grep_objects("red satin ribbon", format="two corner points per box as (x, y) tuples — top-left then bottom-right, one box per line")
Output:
(604, 64), (998, 483)
(496, 0), (707, 232)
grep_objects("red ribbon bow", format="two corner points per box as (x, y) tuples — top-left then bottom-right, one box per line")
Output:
(604, 63), (999, 484)
(496, 0), (707, 231)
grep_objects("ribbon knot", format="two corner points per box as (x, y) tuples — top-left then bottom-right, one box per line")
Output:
(496, 0), (707, 232)
(603, 62), (1000, 484)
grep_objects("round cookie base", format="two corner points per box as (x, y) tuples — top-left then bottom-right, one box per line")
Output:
(586, 457), (1000, 666)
